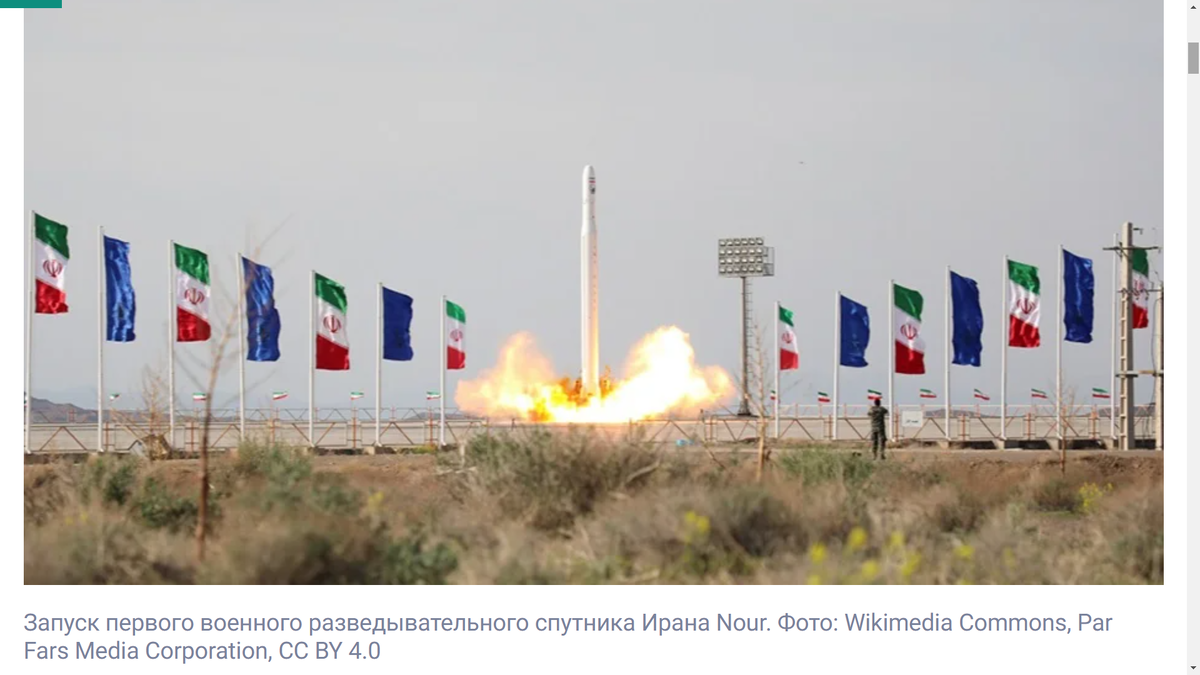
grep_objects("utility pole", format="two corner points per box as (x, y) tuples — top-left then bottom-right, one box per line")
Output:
(1104, 223), (1160, 451)
(1154, 287), (1163, 451)
(1118, 222), (1135, 451)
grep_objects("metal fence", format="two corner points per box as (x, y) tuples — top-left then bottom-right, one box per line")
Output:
(26, 403), (1157, 454)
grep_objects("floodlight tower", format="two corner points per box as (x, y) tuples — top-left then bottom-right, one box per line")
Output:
(717, 237), (775, 416)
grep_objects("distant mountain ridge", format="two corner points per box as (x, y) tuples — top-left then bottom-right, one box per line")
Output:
(28, 397), (96, 423)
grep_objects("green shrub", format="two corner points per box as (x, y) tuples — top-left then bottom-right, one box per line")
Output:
(134, 478), (200, 533)
(205, 520), (457, 585)
(777, 448), (874, 489)
(1031, 479), (1081, 513)
(933, 491), (985, 533)
(712, 488), (798, 557)
(462, 430), (660, 531)
(77, 457), (139, 507)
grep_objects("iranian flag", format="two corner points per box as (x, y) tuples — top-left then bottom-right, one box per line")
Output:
(867, 389), (882, 401)
(1092, 387), (1111, 400)
(1031, 388), (1049, 400)
(973, 388), (990, 401)
(1131, 248), (1150, 329)
(272, 391), (288, 401)
(174, 243), (211, 341)
(1008, 260), (1041, 348)
(192, 392), (207, 402)
(315, 273), (349, 370)
(778, 304), (799, 370)
(33, 214), (69, 314)
(446, 299), (466, 370)
(350, 391), (364, 401)
(919, 388), (937, 399)
(893, 284), (925, 374)
(817, 391), (831, 403)
(426, 391), (441, 400)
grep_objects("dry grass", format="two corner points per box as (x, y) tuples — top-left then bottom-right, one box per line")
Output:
(24, 435), (1163, 585)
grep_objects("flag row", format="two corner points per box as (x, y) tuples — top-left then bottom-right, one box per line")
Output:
(30, 213), (470, 372)
(775, 250), (1151, 376)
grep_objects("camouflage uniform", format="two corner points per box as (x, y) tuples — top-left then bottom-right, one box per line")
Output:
(868, 404), (888, 459)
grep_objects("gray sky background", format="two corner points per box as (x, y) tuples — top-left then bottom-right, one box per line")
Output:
(25, 0), (1163, 411)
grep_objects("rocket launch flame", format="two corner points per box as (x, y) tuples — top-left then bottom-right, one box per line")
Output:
(455, 326), (734, 423)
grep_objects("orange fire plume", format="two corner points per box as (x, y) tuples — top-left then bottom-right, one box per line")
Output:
(455, 327), (734, 423)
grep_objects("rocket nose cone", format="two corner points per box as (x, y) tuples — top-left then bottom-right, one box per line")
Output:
(583, 165), (596, 201)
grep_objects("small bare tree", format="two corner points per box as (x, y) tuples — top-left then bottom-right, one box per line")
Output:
(139, 362), (172, 460)
(173, 229), (284, 564)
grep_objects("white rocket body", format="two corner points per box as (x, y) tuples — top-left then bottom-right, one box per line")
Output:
(581, 165), (599, 395)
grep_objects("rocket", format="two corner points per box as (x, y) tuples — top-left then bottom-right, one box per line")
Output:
(581, 165), (599, 395)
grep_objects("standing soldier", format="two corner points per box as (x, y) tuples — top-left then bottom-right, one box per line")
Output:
(868, 398), (889, 460)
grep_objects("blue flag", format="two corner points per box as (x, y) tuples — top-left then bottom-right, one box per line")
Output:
(1063, 249), (1094, 344)
(839, 295), (869, 368)
(243, 257), (281, 362)
(951, 271), (983, 366)
(103, 236), (136, 342)
(382, 287), (414, 361)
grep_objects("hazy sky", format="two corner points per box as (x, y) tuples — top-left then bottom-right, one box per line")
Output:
(25, 0), (1163, 411)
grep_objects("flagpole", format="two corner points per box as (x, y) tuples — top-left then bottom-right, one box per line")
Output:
(1000, 255), (1008, 445)
(167, 240), (176, 451)
(1056, 245), (1064, 449)
(887, 278), (894, 438)
(25, 211), (34, 455)
(97, 225), (105, 453)
(236, 252), (246, 442)
(375, 282), (382, 447)
(1109, 233), (1117, 443)
(773, 300), (780, 439)
(945, 265), (951, 442)
(308, 270), (315, 451)
(832, 291), (840, 441)
(439, 294), (446, 448)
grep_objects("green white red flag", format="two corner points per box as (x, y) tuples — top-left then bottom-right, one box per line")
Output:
(1131, 249), (1150, 329)
(1092, 387), (1110, 399)
(446, 300), (466, 370)
(867, 389), (882, 401)
(778, 304), (798, 370)
(1007, 260), (1040, 348)
(1031, 388), (1048, 399)
(893, 284), (925, 374)
(919, 388), (936, 399)
(174, 243), (211, 342)
(973, 388), (990, 401)
(817, 391), (831, 403)
(272, 391), (288, 401)
(315, 273), (349, 370)
(33, 214), (69, 314)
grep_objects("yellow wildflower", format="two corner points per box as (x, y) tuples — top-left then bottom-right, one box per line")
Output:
(808, 542), (828, 564)
(900, 552), (921, 580)
(888, 531), (905, 551)
(807, 574), (822, 585)
(954, 544), (974, 561)
(847, 527), (868, 552)
(860, 560), (880, 583)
